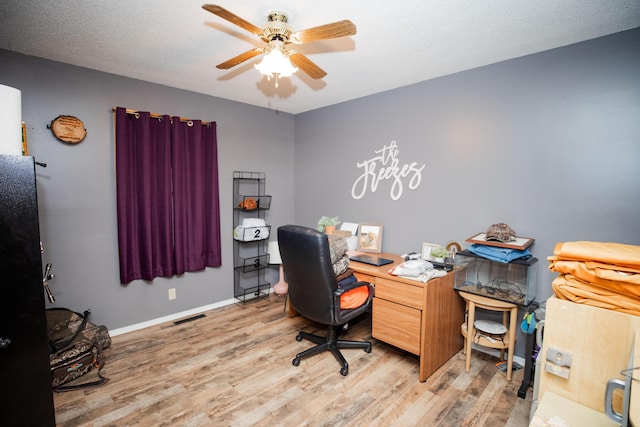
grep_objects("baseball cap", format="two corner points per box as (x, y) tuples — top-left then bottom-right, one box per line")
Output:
(485, 223), (516, 242)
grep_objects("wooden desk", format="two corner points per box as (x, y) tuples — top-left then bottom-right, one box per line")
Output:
(351, 253), (465, 382)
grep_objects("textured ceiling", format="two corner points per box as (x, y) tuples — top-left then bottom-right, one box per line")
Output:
(1, 0), (639, 114)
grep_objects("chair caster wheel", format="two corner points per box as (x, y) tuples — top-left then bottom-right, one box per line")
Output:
(295, 334), (303, 342)
(340, 367), (348, 376)
(292, 357), (300, 366)
(365, 345), (372, 353)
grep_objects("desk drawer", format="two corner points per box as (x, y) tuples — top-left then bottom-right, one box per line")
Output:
(354, 272), (376, 285)
(375, 277), (423, 309)
(372, 298), (421, 355)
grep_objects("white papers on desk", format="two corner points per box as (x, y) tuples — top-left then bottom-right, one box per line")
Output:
(388, 269), (447, 283)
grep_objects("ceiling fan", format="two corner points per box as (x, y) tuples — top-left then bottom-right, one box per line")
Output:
(202, 4), (356, 81)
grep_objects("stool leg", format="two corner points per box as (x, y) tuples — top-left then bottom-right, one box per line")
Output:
(506, 306), (517, 381)
(499, 311), (508, 361)
(462, 303), (469, 356)
(465, 301), (475, 373)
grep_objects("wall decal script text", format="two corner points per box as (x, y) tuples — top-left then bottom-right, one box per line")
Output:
(351, 141), (425, 201)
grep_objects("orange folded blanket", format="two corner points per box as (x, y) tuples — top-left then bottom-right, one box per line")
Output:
(552, 274), (640, 316)
(548, 260), (640, 296)
(549, 241), (640, 270)
(548, 241), (640, 314)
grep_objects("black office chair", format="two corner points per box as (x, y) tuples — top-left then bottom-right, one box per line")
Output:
(277, 225), (374, 376)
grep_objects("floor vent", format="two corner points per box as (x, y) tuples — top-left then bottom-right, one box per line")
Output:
(173, 314), (206, 325)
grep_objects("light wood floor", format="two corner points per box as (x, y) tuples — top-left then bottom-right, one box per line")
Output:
(53, 295), (533, 426)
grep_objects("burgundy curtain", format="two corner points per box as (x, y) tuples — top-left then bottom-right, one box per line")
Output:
(171, 118), (221, 274)
(115, 107), (221, 284)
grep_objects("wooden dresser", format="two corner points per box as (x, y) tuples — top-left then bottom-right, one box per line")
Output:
(351, 253), (465, 382)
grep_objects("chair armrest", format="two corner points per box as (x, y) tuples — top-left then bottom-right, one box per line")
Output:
(334, 281), (374, 295)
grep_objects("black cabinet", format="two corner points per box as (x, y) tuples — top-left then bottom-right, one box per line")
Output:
(0, 155), (56, 426)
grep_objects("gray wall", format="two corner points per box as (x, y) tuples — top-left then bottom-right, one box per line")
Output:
(293, 28), (640, 355)
(0, 49), (296, 330)
(294, 28), (640, 307)
(1, 27), (639, 358)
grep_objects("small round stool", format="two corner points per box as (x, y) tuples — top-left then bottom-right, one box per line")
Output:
(458, 291), (518, 381)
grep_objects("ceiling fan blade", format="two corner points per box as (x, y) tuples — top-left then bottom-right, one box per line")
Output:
(216, 48), (263, 69)
(291, 20), (356, 44)
(202, 4), (263, 36)
(289, 52), (327, 79)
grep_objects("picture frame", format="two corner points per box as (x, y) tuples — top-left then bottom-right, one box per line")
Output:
(421, 242), (440, 261)
(357, 223), (383, 253)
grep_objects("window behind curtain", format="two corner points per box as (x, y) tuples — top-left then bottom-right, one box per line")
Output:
(115, 107), (221, 284)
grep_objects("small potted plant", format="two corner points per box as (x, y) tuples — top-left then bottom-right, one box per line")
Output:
(316, 216), (340, 234)
(430, 246), (450, 263)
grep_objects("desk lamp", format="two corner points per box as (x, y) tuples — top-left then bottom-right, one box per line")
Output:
(268, 241), (288, 296)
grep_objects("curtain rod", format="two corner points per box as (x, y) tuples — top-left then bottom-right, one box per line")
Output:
(112, 108), (212, 125)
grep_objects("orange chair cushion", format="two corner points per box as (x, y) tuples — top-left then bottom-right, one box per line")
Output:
(340, 286), (369, 309)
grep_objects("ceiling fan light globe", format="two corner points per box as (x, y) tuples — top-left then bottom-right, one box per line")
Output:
(254, 48), (298, 78)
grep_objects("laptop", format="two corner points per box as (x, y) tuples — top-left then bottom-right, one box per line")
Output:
(350, 254), (394, 267)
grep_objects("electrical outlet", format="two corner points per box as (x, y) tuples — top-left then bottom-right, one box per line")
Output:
(546, 348), (572, 367)
(545, 347), (572, 379)
(168, 288), (176, 300)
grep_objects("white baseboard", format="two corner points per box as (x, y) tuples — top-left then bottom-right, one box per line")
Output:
(471, 343), (526, 366)
(109, 298), (236, 337)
